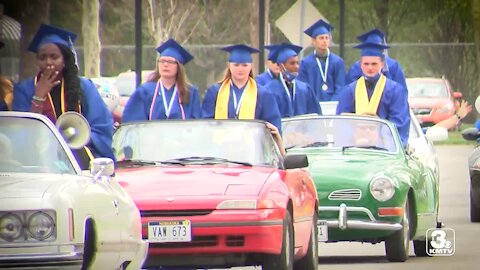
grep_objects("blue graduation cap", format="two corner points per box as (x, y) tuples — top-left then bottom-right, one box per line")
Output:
(271, 43), (303, 64)
(357, 28), (386, 45)
(265, 44), (281, 62)
(28, 24), (78, 53)
(156, 38), (194, 65)
(221, 44), (260, 63)
(354, 42), (390, 57)
(304, 19), (333, 38)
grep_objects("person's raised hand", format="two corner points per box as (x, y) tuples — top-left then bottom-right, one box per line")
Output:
(35, 65), (61, 98)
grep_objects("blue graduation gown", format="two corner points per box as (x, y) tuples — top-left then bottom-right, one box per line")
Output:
(336, 78), (411, 147)
(13, 77), (115, 160)
(255, 69), (276, 86)
(201, 81), (282, 134)
(0, 100), (7, 111)
(122, 82), (201, 122)
(346, 57), (408, 93)
(297, 52), (346, 102)
(265, 78), (321, 118)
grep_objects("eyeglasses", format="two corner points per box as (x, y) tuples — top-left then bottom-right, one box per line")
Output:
(158, 59), (178, 65)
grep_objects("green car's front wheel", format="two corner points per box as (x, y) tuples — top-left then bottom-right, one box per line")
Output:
(385, 199), (410, 262)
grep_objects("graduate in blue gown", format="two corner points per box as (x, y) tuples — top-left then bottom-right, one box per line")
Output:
(0, 41), (13, 112)
(297, 19), (346, 102)
(265, 42), (321, 118)
(346, 28), (408, 93)
(201, 44), (282, 134)
(13, 24), (114, 169)
(336, 42), (410, 147)
(122, 38), (201, 122)
(255, 44), (281, 86)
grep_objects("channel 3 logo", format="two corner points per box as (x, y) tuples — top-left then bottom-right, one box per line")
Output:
(426, 228), (455, 256)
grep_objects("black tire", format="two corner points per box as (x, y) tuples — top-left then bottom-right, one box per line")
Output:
(81, 219), (96, 270)
(385, 200), (410, 262)
(293, 211), (318, 270)
(413, 238), (432, 257)
(263, 211), (294, 270)
(470, 194), (480, 222)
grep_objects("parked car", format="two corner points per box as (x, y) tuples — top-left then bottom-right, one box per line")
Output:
(0, 111), (147, 269)
(408, 110), (448, 179)
(282, 114), (441, 262)
(462, 127), (480, 222)
(113, 119), (319, 270)
(407, 77), (462, 127)
(113, 70), (154, 123)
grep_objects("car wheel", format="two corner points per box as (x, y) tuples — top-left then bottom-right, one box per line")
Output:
(413, 238), (432, 257)
(262, 211), (294, 270)
(293, 211), (318, 270)
(470, 192), (480, 222)
(385, 200), (410, 262)
(81, 219), (96, 270)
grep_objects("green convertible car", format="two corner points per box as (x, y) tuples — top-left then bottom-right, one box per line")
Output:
(282, 114), (440, 262)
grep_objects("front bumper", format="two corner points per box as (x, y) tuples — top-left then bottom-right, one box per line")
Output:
(0, 244), (83, 269)
(141, 209), (284, 268)
(319, 203), (402, 231)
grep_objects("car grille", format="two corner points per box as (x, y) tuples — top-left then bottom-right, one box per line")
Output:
(140, 210), (213, 217)
(328, 189), (362, 200)
(148, 235), (217, 248)
(412, 108), (432, 115)
(147, 235), (245, 248)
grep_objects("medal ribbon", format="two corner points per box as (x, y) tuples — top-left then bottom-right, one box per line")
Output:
(315, 49), (330, 87)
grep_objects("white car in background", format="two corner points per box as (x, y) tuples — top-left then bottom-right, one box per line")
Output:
(0, 111), (147, 269)
(408, 110), (448, 178)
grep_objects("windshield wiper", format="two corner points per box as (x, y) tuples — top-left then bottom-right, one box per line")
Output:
(164, 156), (252, 166)
(301, 141), (329, 148)
(342, 145), (389, 152)
(116, 159), (185, 167)
(116, 159), (157, 167)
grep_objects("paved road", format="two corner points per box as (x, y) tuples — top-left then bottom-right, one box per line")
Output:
(207, 145), (480, 270)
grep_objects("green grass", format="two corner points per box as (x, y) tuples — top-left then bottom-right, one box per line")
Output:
(433, 123), (477, 145)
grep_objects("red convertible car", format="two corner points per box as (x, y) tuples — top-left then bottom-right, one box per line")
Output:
(112, 120), (319, 270)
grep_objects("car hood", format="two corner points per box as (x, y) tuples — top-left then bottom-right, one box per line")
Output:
(115, 165), (275, 210)
(409, 97), (450, 109)
(0, 173), (83, 199)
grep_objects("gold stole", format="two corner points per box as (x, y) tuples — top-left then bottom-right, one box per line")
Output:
(215, 77), (257, 119)
(355, 75), (386, 115)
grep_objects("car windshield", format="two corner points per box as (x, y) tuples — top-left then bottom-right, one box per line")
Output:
(113, 120), (282, 167)
(407, 80), (449, 98)
(0, 117), (76, 174)
(282, 117), (398, 152)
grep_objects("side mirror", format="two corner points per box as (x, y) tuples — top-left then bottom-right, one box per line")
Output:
(284, 154), (309, 169)
(90, 157), (115, 179)
(462, 128), (480, 141)
(425, 127), (448, 142)
(452, 92), (463, 99)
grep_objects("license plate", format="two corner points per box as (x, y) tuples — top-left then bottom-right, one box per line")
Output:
(317, 220), (328, 242)
(148, 220), (192, 243)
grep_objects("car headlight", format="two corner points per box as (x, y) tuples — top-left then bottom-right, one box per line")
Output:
(0, 213), (23, 241)
(27, 212), (55, 241)
(217, 200), (257, 209)
(369, 176), (395, 202)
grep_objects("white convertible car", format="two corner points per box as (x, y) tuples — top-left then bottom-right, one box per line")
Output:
(0, 111), (147, 269)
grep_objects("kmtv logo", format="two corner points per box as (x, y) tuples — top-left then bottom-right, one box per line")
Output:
(426, 228), (455, 256)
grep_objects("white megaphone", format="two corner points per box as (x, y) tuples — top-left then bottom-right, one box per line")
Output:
(56, 112), (91, 149)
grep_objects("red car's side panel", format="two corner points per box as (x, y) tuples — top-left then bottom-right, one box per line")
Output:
(283, 167), (318, 259)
